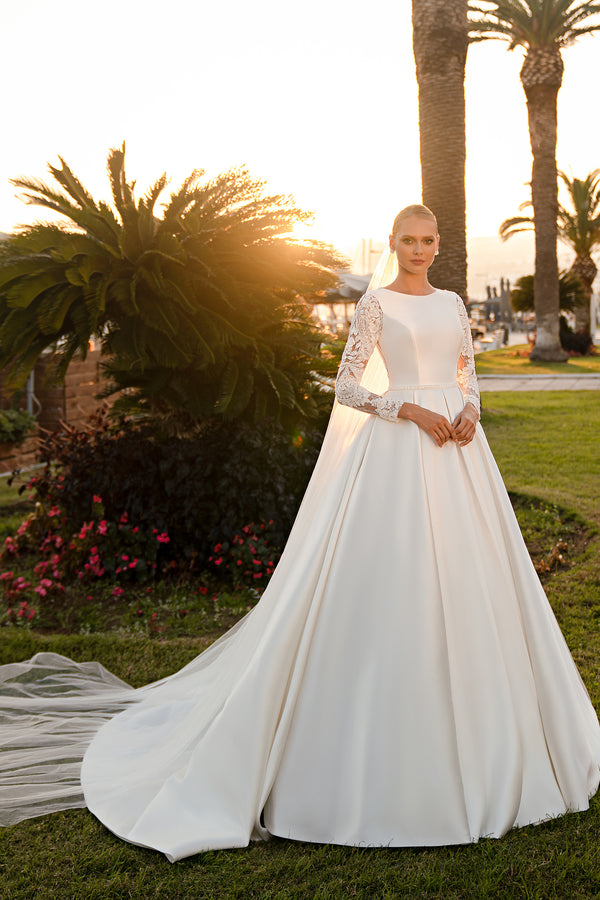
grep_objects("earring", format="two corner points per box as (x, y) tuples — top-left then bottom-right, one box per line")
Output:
(434, 250), (439, 256)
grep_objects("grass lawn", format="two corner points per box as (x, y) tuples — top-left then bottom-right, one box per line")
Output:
(475, 344), (600, 376)
(2, 392), (600, 899)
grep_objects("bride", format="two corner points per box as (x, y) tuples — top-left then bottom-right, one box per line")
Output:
(1, 205), (599, 862)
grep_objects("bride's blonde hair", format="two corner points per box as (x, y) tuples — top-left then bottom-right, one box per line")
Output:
(392, 204), (438, 236)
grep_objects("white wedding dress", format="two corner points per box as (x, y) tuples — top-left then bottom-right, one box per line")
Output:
(1, 287), (599, 861)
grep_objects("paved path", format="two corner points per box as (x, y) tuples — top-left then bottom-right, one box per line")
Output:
(478, 374), (600, 391)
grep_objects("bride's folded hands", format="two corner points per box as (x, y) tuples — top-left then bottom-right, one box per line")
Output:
(451, 402), (479, 446)
(398, 402), (457, 447)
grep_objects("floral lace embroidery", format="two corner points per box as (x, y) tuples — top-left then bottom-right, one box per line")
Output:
(334, 292), (402, 421)
(455, 295), (481, 417)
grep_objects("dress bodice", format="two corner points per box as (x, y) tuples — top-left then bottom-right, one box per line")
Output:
(377, 289), (463, 387)
(334, 288), (480, 422)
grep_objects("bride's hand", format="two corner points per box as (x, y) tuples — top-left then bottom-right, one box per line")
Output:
(399, 403), (456, 448)
(452, 403), (479, 446)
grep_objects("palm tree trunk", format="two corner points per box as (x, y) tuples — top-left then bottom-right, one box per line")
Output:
(412, 0), (468, 299)
(571, 254), (596, 336)
(521, 49), (567, 361)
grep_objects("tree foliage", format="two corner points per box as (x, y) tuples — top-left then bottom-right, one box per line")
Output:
(499, 168), (600, 256)
(500, 169), (600, 339)
(510, 271), (585, 312)
(0, 145), (344, 432)
(468, 0), (600, 48)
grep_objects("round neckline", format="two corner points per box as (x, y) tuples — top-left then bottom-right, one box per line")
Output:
(378, 287), (439, 297)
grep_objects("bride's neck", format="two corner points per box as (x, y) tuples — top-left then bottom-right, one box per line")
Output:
(388, 273), (433, 295)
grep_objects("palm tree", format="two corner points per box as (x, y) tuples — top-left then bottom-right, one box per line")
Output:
(500, 168), (600, 339)
(0, 146), (342, 432)
(557, 169), (600, 334)
(412, 0), (469, 298)
(469, 0), (600, 360)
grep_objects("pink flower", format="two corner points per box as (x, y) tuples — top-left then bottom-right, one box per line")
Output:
(112, 587), (124, 597)
(97, 521), (108, 535)
(253, 573), (263, 580)
(198, 586), (208, 595)
(214, 557), (223, 566)
(93, 495), (102, 504)
(156, 533), (170, 544)
(214, 543), (223, 553)
(128, 559), (138, 568)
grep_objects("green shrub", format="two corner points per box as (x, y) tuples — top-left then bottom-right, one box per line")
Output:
(0, 409), (35, 445)
(5, 409), (325, 591)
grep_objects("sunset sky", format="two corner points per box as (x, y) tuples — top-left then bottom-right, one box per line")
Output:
(1, 0), (599, 279)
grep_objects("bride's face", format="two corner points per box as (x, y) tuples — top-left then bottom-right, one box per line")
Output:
(389, 216), (439, 274)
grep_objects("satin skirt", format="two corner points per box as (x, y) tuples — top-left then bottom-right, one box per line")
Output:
(77, 384), (600, 860)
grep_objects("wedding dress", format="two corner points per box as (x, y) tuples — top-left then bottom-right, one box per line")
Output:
(1, 286), (599, 862)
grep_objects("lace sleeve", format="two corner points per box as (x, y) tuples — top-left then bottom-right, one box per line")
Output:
(456, 295), (481, 417)
(334, 292), (402, 422)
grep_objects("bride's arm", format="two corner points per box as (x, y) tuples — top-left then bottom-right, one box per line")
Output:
(452, 295), (480, 445)
(334, 292), (403, 421)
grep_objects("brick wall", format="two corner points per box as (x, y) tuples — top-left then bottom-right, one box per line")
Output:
(0, 350), (109, 473)
(0, 435), (38, 475)
(35, 350), (108, 432)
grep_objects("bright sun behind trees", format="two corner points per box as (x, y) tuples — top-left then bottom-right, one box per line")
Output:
(0, 145), (344, 433)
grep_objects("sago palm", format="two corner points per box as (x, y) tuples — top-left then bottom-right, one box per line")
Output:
(0, 145), (343, 431)
(500, 168), (600, 339)
(469, 0), (600, 359)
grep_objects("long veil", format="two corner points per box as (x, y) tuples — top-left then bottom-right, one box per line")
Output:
(0, 248), (398, 839)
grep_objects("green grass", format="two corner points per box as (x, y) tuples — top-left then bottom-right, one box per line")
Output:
(475, 344), (600, 375)
(481, 392), (600, 525)
(2, 392), (600, 899)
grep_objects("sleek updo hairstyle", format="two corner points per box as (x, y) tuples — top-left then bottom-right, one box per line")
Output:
(391, 204), (438, 236)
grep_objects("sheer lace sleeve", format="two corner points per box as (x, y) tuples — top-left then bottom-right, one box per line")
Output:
(456, 295), (481, 417)
(335, 292), (401, 422)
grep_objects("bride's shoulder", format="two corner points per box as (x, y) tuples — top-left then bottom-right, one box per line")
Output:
(357, 289), (384, 306)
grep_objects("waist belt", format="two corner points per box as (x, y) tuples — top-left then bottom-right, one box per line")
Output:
(387, 381), (459, 391)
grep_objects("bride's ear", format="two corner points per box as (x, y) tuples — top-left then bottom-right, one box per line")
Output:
(388, 234), (396, 254)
